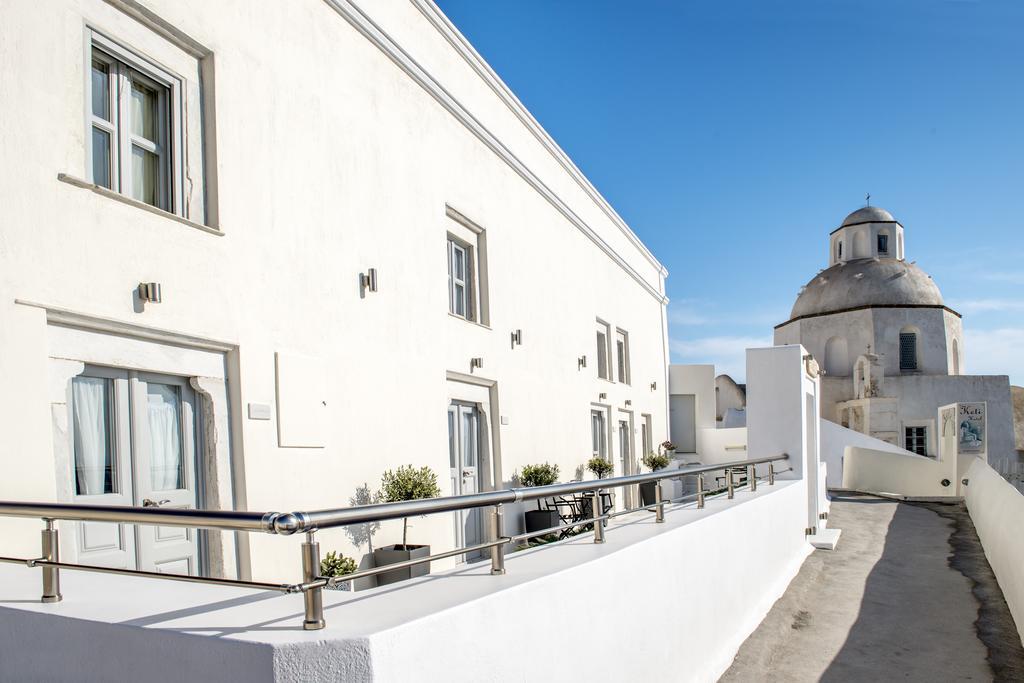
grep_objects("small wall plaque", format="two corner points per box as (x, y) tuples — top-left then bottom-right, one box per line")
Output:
(248, 403), (272, 420)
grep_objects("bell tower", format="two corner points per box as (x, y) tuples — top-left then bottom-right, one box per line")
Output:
(828, 205), (905, 266)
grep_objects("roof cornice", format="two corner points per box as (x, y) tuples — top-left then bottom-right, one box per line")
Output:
(775, 303), (962, 329)
(829, 220), (902, 236)
(317, 0), (668, 304)
(409, 0), (668, 279)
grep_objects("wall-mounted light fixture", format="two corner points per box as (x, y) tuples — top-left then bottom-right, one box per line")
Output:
(510, 329), (523, 348)
(470, 357), (483, 370)
(578, 355), (587, 370)
(359, 268), (378, 293)
(650, 381), (657, 391)
(137, 282), (162, 303)
(624, 399), (632, 406)
(599, 392), (607, 401)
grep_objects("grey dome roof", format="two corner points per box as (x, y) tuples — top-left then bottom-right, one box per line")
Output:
(840, 206), (898, 227)
(790, 258), (945, 320)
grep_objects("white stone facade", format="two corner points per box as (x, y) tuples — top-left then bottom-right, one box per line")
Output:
(0, 0), (669, 582)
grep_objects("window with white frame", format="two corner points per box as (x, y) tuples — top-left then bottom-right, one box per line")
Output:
(596, 320), (611, 380)
(641, 414), (652, 457)
(447, 236), (473, 320)
(591, 409), (607, 459)
(905, 426), (928, 456)
(445, 208), (490, 325)
(88, 32), (182, 213)
(615, 329), (630, 384)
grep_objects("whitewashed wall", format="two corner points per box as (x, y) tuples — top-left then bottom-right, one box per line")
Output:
(0, 0), (668, 579)
(820, 419), (909, 488)
(963, 457), (1024, 647)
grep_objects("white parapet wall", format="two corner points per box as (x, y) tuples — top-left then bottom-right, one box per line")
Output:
(963, 457), (1024, 646)
(841, 446), (958, 497)
(0, 481), (811, 683)
(820, 419), (911, 488)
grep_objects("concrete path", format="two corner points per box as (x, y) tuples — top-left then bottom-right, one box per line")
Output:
(721, 494), (1024, 682)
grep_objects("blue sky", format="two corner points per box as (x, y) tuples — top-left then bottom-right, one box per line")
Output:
(437, 0), (1024, 384)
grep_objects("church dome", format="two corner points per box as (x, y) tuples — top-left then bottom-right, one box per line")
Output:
(840, 206), (898, 228)
(789, 258), (945, 320)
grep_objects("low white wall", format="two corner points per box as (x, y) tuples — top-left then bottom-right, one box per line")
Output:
(963, 458), (1024, 646)
(820, 419), (909, 488)
(0, 483), (812, 683)
(367, 482), (811, 683)
(842, 446), (958, 497)
(695, 426), (749, 465)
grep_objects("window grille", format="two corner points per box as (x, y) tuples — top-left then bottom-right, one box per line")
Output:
(899, 332), (917, 371)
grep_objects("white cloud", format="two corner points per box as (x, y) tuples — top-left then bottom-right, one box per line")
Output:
(963, 328), (1024, 386)
(667, 300), (787, 328)
(982, 271), (1024, 286)
(669, 335), (773, 382)
(947, 298), (1024, 314)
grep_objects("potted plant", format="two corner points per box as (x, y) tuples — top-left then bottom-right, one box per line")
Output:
(586, 456), (614, 479)
(372, 465), (441, 586)
(320, 550), (358, 591)
(517, 462), (560, 534)
(639, 451), (671, 507)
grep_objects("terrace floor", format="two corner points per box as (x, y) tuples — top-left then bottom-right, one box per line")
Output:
(721, 493), (1024, 682)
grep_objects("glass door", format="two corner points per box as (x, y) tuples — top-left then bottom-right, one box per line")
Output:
(449, 402), (483, 561)
(69, 367), (200, 574)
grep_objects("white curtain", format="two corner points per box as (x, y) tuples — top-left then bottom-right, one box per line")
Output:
(147, 384), (182, 491)
(72, 377), (111, 496)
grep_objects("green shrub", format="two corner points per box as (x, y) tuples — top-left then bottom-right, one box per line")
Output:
(586, 456), (614, 479)
(642, 451), (671, 471)
(378, 465), (441, 548)
(517, 462), (560, 488)
(320, 551), (357, 578)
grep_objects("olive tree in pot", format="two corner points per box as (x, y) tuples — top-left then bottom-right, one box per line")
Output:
(517, 463), (560, 533)
(373, 465), (441, 586)
(639, 451), (671, 507)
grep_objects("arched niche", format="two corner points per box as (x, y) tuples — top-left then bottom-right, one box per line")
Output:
(824, 336), (849, 377)
(952, 338), (960, 375)
(853, 230), (869, 258)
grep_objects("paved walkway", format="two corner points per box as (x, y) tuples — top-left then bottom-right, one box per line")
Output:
(721, 494), (1024, 682)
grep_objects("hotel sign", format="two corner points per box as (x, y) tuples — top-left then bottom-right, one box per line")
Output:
(957, 402), (986, 455)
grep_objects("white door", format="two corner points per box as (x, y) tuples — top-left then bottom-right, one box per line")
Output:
(448, 402), (483, 561)
(670, 394), (697, 453)
(70, 367), (201, 574)
(618, 414), (634, 508)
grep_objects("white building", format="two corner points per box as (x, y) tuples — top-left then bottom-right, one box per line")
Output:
(774, 206), (1017, 472)
(0, 0), (670, 583)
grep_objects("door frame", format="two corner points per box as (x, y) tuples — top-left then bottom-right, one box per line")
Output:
(448, 400), (485, 561)
(617, 410), (635, 509)
(44, 318), (237, 578)
(66, 364), (205, 574)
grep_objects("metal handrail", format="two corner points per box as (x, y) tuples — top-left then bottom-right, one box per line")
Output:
(0, 453), (788, 630)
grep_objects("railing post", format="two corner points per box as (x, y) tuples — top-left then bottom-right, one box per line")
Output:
(490, 504), (506, 575)
(769, 462), (776, 485)
(40, 519), (61, 604)
(590, 490), (605, 544)
(749, 464), (757, 492)
(654, 480), (665, 523)
(697, 474), (705, 509)
(727, 468), (735, 499)
(301, 531), (325, 630)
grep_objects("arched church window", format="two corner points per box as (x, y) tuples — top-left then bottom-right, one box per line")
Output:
(837, 241), (843, 259)
(899, 327), (919, 372)
(824, 336), (848, 376)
